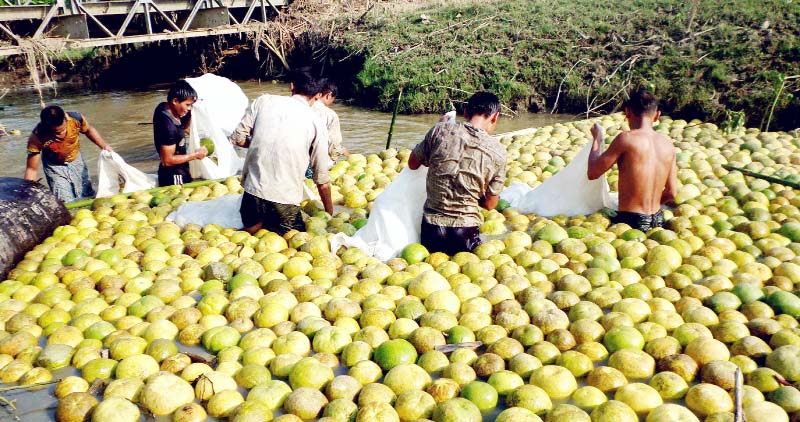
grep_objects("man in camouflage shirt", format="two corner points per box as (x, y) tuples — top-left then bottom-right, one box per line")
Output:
(409, 92), (507, 255)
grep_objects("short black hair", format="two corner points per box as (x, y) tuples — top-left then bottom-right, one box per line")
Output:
(320, 78), (338, 97)
(167, 80), (197, 103)
(624, 88), (659, 116)
(40, 105), (66, 128)
(289, 70), (323, 97)
(465, 92), (501, 118)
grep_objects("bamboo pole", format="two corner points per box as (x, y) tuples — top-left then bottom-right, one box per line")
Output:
(722, 164), (800, 189)
(734, 367), (743, 422)
(65, 178), (228, 210)
(0, 379), (61, 393)
(435, 341), (483, 354)
(385, 87), (403, 150)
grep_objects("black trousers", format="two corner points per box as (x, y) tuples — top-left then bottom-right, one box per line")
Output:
(420, 219), (482, 256)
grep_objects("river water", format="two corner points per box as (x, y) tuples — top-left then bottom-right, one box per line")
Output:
(0, 80), (574, 183)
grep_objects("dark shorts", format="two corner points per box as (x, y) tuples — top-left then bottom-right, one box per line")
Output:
(611, 209), (665, 232)
(240, 192), (305, 235)
(420, 219), (482, 256)
(158, 165), (192, 187)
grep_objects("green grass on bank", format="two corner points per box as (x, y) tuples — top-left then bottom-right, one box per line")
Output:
(330, 0), (800, 130)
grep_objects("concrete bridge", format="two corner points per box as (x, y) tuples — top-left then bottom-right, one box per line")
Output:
(0, 0), (288, 56)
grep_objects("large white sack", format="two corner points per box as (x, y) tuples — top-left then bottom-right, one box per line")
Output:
(185, 74), (247, 180)
(167, 194), (244, 228)
(330, 138), (620, 261)
(96, 150), (156, 197)
(330, 167), (428, 261)
(501, 139), (618, 216)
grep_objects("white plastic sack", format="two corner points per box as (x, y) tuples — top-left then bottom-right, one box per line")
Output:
(167, 194), (244, 228)
(95, 150), (157, 197)
(330, 167), (428, 261)
(185, 74), (248, 180)
(166, 181), (316, 229)
(500, 140), (618, 216)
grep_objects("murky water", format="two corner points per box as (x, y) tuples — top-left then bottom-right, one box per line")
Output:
(0, 80), (574, 184)
(0, 80), (575, 421)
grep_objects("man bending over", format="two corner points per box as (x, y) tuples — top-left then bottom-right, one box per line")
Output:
(230, 71), (333, 235)
(409, 91), (507, 255)
(24, 105), (113, 202)
(587, 88), (678, 231)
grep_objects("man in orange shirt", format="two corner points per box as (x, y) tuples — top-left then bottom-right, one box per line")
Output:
(24, 105), (113, 202)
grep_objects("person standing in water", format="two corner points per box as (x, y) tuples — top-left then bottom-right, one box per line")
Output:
(587, 88), (679, 231)
(230, 71), (333, 235)
(408, 91), (507, 255)
(313, 79), (350, 161)
(153, 80), (207, 187)
(24, 105), (113, 202)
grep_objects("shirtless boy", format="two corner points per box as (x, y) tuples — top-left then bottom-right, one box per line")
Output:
(587, 88), (678, 231)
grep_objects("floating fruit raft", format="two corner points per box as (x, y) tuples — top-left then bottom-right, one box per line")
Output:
(0, 114), (798, 422)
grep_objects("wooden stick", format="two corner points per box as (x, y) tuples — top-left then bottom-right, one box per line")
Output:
(385, 87), (403, 150)
(65, 177), (229, 210)
(722, 164), (800, 189)
(734, 367), (743, 422)
(436, 341), (483, 354)
(0, 395), (19, 421)
(773, 374), (793, 387)
(0, 379), (60, 393)
(186, 352), (215, 366)
(87, 378), (109, 395)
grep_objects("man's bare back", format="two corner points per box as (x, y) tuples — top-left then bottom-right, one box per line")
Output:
(588, 122), (678, 215)
(612, 129), (677, 214)
(587, 89), (678, 230)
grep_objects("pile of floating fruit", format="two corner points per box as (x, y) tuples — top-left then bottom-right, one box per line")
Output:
(0, 113), (798, 422)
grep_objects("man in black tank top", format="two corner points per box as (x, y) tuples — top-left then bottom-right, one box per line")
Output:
(153, 80), (207, 186)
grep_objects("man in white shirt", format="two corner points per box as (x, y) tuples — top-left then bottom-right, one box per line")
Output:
(230, 71), (334, 235)
(313, 79), (349, 161)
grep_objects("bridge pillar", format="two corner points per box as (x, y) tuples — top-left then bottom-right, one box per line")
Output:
(49, 14), (90, 39)
(184, 7), (230, 30)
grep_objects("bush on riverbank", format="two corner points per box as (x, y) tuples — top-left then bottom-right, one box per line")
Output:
(328, 0), (800, 130)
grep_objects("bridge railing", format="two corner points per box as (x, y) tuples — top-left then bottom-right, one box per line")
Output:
(2, 0), (54, 6)
(0, 0), (287, 57)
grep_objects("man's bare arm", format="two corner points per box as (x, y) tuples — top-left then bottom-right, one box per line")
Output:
(480, 193), (500, 210)
(230, 100), (257, 148)
(588, 124), (625, 180)
(159, 144), (206, 167)
(317, 183), (334, 215)
(661, 148), (679, 205)
(408, 153), (423, 170)
(24, 153), (40, 181)
(85, 125), (112, 151)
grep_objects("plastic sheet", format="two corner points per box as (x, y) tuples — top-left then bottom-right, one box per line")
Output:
(331, 137), (619, 261)
(330, 167), (429, 261)
(500, 139), (618, 216)
(185, 74), (248, 180)
(168, 194), (244, 229)
(95, 150), (156, 197)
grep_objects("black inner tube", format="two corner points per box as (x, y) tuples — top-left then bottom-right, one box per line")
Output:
(0, 178), (71, 280)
